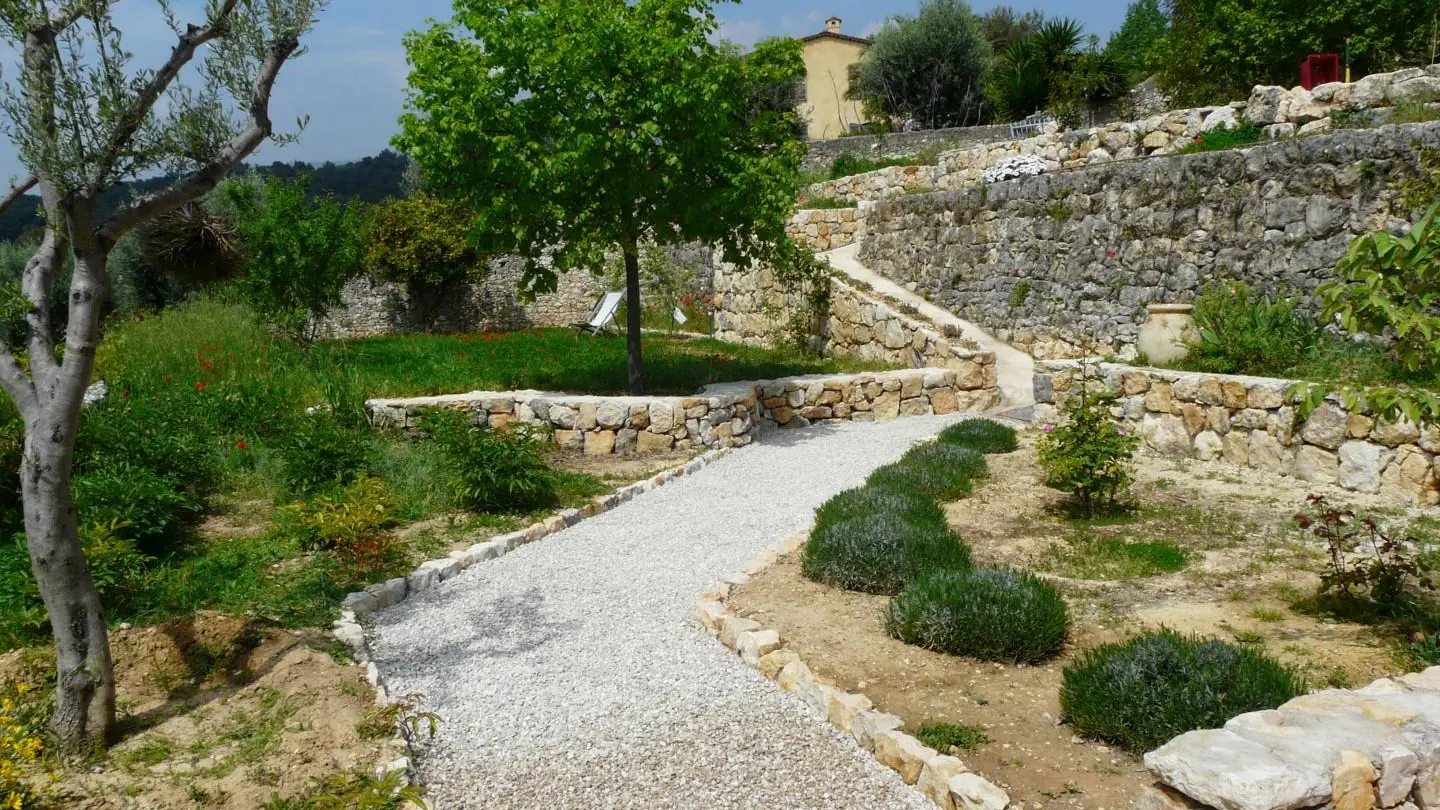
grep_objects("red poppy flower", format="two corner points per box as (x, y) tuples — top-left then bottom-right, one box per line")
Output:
(1107, 250), (1118, 259)
(195, 382), (206, 391)
(236, 441), (248, 450)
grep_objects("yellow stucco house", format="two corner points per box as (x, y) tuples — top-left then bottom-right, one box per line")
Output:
(800, 17), (871, 140)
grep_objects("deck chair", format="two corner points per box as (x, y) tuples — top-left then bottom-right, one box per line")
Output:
(573, 291), (624, 335)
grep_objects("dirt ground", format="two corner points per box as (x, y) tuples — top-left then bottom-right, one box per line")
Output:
(729, 435), (1434, 810)
(1, 613), (391, 810)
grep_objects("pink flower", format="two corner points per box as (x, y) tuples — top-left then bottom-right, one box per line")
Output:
(1107, 250), (1118, 260)
(1042, 424), (1055, 433)
(1116, 428), (1128, 436)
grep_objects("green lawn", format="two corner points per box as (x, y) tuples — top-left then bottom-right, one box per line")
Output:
(315, 328), (894, 398)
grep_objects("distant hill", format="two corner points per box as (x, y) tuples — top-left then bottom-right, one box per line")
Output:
(0, 150), (411, 243)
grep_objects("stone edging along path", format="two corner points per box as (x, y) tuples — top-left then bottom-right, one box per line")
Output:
(697, 533), (1013, 810)
(329, 446), (736, 801)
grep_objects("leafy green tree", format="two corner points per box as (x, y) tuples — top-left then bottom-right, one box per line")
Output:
(396, 0), (804, 394)
(851, 0), (994, 129)
(979, 6), (1045, 54)
(1052, 38), (1129, 127)
(226, 177), (362, 346)
(1104, 0), (1169, 84)
(1158, 0), (1439, 107)
(362, 193), (487, 329)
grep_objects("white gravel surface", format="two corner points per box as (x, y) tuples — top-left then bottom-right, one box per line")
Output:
(367, 416), (970, 809)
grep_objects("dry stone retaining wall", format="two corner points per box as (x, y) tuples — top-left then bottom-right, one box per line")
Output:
(1140, 667), (1440, 810)
(366, 369), (997, 454)
(1033, 361), (1440, 506)
(804, 164), (943, 204)
(801, 124), (1015, 173)
(787, 205), (871, 252)
(713, 260), (998, 410)
(859, 121), (1440, 360)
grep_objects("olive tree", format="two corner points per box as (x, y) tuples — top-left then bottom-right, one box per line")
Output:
(0, 0), (323, 751)
(396, 0), (805, 395)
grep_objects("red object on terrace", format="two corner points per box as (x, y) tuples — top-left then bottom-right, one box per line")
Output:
(1300, 54), (1340, 90)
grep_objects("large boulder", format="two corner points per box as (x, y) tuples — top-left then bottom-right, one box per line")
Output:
(1351, 73), (1391, 108)
(1245, 86), (1288, 124)
(1390, 76), (1440, 105)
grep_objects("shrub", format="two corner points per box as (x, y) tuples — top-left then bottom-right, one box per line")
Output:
(136, 201), (244, 285)
(1037, 373), (1139, 517)
(362, 192), (487, 329)
(801, 512), (972, 595)
(1298, 495), (1433, 622)
(1322, 205), (1440, 377)
(0, 679), (51, 810)
(424, 409), (558, 513)
(278, 412), (376, 498)
(277, 476), (401, 554)
(886, 567), (1070, 663)
(72, 461), (204, 552)
(814, 485), (949, 534)
(225, 176), (364, 345)
(1061, 630), (1305, 753)
(1185, 282), (1319, 376)
(938, 419), (1018, 454)
(868, 443), (987, 502)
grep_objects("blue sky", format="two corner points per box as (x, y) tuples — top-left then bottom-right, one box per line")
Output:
(0, 0), (1129, 183)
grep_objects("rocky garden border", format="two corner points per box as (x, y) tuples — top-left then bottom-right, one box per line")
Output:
(696, 532), (1013, 810)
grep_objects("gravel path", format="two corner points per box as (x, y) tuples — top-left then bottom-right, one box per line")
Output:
(368, 416), (969, 809)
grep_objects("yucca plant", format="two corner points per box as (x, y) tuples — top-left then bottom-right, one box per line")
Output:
(138, 202), (245, 285)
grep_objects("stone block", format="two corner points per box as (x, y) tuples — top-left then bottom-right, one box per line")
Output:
(826, 691), (873, 733)
(1381, 445), (1439, 506)
(696, 599), (726, 632)
(576, 403), (598, 431)
(1303, 403), (1350, 450)
(1132, 786), (1208, 810)
(900, 372), (925, 399)
(614, 428), (638, 454)
(948, 773), (1011, 810)
(595, 401), (627, 430)
(1121, 370), (1152, 395)
(1223, 430), (1250, 467)
(1143, 413), (1193, 457)
(1340, 441), (1395, 494)
(584, 430), (617, 456)
(1248, 382), (1290, 409)
(1295, 445), (1340, 485)
(1372, 418), (1422, 448)
(874, 391), (901, 422)
(648, 402), (675, 433)
(931, 388), (959, 415)
(874, 730), (937, 784)
(899, 397), (929, 417)
(757, 649), (799, 679)
(851, 709), (904, 751)
(1250, 431), (1293, 473)
(1143, 729), (1331, 810)
(738, 629), (781, 666)
(1195, 430), (1224, 462)
(1181, 403), (1209, 437)
(1208, 406), (1231, 435)
(1146, 382), (1177, 414)
(635, 431), (674, 453)
(918, 755), (969, 810)
(1197, 378), (1225, 406)
(719, 616), (761, 650)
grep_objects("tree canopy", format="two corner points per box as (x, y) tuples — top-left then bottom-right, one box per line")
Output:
(1104, 0), (1169, 84)
(396, 0), (805, 393)
(851, 0), (995, 129)
(1157, 0), (1439, 106)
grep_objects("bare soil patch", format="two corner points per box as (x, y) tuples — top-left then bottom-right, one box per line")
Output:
(729, 436), (1429, 810)
(2, 613), (389, 810)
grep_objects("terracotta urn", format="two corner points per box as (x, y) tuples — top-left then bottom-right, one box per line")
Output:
(1137, 303), (1198, 365)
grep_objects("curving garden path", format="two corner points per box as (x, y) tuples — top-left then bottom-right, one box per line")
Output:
(366, 415), (973, 809)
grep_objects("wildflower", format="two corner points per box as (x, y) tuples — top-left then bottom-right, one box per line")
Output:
(194, 382), (206, 391)
(1042, 424), (1055, 433)
(1116, 428), (1127, 436)
(1107, 250), (1118, 260)
(236, 441), (249, 450)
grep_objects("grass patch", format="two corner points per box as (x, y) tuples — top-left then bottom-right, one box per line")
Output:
(1394, 102), (1440, 125)
(915, 722), (991, 753)
(828, 154), (918, 179)
(1179, 121), (1264, 154)
(1249, 607), (1285, 623)
(798, 196), (855, 210)
(1045, 530), (1188, 581)
(313, 328), (891, 398)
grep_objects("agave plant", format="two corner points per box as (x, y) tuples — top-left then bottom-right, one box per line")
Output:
(137, 201), (245, 285)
